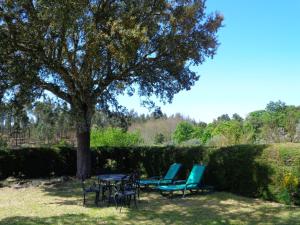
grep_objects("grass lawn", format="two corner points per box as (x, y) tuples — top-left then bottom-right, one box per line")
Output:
(0, 179), (300, 225)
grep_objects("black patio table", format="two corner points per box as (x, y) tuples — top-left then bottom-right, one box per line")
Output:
(97, 174), (128, 182)
(97, 174), (129, 204)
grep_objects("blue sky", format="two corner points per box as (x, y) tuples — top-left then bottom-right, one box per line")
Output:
(118, 0), (300, 122)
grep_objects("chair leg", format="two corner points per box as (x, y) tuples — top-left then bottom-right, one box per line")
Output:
(95, 191), (100, 206)
(114, 195), (119, 210)
(120, 196), (124, 212)
(102, 186), (106, 201)
(128, 195), (132, 207)
(134, 195), (137, 209)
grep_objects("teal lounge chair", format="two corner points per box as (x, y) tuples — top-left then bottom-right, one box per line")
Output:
(157, 164), (206, 197)
(139, 163), (182, 187)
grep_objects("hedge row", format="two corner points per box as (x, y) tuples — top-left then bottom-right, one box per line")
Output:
(1, 144), (300, 205)
(0, 146), (205, 180)
(205, 144), (300, 205)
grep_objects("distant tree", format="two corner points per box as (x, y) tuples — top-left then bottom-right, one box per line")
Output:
(212, 120), (243, 145)
(129, 115), (183, 144)
(193, 124), (206, 141)
(33, 101), (58, 143)
(283, 106), (300, 142)
(92, 110), (131, 131)
(154, 133), (165, 145)
(0, 0), (223, 178)
(266, 101), (287, 113)
(173, 121), (195, 143)
(216, 114), (231, 122)
(201, 123), (216, 144)
(151, 107), (164, 119)
(232, 113), (243, 122)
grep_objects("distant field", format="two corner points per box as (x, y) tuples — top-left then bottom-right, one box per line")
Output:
(0, 179), (300, 225)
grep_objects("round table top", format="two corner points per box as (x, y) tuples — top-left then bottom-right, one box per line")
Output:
(97, 174), (128, 182)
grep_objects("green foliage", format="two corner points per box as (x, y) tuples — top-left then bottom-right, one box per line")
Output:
(173, 121), (195, 143)
(0, 0), (223, 178)
(243, 102), (300, 143)
(0, 147), (76, 179)
(211, 120), (243, 146)
(206, 144), (300, 205)
(1, 143), (300, 205)
(90, 127), (142, 147)
(154, 133), (165, 145)
(54, 139), (73, 148)
(216, 114), (231, 122)
(201, 123), (215, 144)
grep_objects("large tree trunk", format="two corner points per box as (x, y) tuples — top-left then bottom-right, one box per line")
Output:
(75, 104), (93, 179)
(76, 126), (91, 179)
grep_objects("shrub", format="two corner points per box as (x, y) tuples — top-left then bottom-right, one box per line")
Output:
(205, 144), (300, 205)
(90, 127), (143, 147)
(1, 143), (300, 205)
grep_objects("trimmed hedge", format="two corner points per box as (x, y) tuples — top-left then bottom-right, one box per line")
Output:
(205, 144), (300, 205)
(0, 146), (205, 180)
(1, 144), (300, 205)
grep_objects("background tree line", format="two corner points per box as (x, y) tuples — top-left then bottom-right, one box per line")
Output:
(171, 101), (300, 146)
(1, 100), (299, 148)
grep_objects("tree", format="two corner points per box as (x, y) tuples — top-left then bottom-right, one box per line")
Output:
(92, 109), (131, 131)
(32, 100), (57, 144)
(212, 120), (243, 145)
(216, 114), (231, 122)
(232, 113), (243, 122)
(154, 133), (165, 144)
(173, 121), (195, 143)
(266, 100), (287, 113)
(200, 123), (215, 144)
(151, 107), (164, 119)
(0, 0), (223, 178)
(283, 106), (300, 142)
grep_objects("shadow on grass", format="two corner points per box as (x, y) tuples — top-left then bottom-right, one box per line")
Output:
(1, 194), (299, 225)
(126, 192), (300, 225)
(3, 182), (300, 225)
(0, 213), (117, 225)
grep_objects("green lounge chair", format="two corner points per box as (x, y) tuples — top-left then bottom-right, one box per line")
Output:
(139, 163), (182, 187)
(157, 164), (206, 197)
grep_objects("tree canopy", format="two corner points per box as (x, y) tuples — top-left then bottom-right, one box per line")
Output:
(0, 0), (223, 178)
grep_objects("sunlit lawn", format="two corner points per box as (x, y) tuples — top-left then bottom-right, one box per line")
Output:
(0, 179), (300, 225)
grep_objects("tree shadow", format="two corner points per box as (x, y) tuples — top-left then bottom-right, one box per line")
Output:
(2, 192), (299, 225)
(124, 192), (300, 225)
(204, 144), (275, 199)
(0, 213), (117, 225)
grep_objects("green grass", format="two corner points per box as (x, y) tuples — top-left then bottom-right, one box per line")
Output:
(1, 179), (300, 225)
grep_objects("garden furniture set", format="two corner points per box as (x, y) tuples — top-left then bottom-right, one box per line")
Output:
(82, 163), (211, 210)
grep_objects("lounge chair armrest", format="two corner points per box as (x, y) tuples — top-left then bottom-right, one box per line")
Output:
(173, 180), (186, 184)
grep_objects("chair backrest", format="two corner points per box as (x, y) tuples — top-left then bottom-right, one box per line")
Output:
(164, 163), (182, 180)
(121, 173), (139, 192)
(186, 164), (206, 185)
